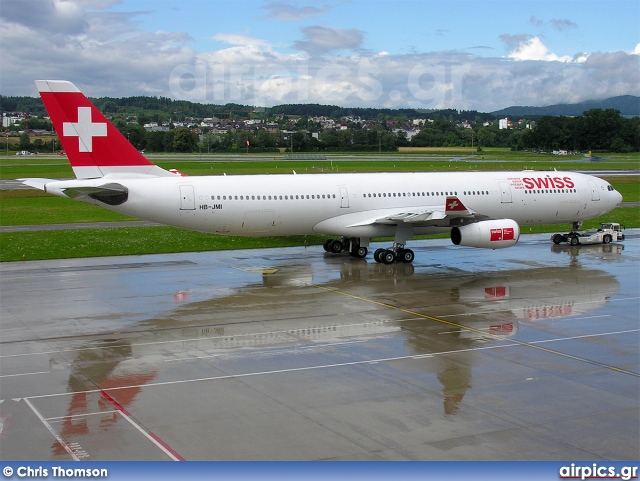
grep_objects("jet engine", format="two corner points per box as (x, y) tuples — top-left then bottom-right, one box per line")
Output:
(451, 219), (520, 249)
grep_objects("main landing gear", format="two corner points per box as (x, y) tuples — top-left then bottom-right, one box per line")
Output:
(323, 237), (415, 264)
(323, 237), (368, 259)
(373, 244), (414, 265)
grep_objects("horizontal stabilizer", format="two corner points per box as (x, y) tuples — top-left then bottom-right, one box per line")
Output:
(62, 183), (129, 205)
(19, 178), (54, 190)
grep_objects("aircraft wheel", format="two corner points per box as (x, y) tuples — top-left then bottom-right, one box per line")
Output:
(603, 234), (612, 244)
(400, 249), (414, 263)
(382, 250), (396, 265)
(569, 236), (578, 246)
(330, 240), (343, 253)
(552, 234), (563, 245)
(351, 246), (368, 259)
(403, 264), (415, 276)
(323, 239), (333, 252)
(373, 248), (385, 263)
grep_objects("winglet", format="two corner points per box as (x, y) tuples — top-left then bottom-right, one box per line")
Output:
(445, 196), (472, 216)
(35, 80), (172, 180)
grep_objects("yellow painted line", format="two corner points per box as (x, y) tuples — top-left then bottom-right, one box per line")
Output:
(311, 284), (640, 378)
(232, 266), (278, 274)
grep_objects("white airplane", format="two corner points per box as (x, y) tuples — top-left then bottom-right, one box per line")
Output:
(22, 80), (622, 264)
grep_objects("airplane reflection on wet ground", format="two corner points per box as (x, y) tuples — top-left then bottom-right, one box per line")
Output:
(0, 232), (638, 460)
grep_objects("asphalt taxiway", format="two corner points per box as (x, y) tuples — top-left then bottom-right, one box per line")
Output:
(0, 233), (638, 460)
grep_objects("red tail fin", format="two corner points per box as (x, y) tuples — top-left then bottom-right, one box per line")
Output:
(36, 80), (170, 179)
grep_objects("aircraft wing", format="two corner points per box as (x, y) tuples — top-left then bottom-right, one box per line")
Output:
(347, 196), (483, 228)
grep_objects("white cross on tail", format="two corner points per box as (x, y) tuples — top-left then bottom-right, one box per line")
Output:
(63, 107), (107, 152)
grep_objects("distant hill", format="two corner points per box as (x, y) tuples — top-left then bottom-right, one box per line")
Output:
(492, 95), (640, 118)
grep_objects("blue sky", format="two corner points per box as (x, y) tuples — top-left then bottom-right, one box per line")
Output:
(1, 0), (639, 111)
(118, 0), (637, 56)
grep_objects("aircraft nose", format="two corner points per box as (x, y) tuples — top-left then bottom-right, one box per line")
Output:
(615, 190), (623, 206)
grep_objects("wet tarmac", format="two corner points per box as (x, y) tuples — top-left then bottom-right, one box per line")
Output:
(1, 232), (638, 461)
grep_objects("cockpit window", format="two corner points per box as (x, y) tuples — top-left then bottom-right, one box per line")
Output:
(607, 185), (614, 191)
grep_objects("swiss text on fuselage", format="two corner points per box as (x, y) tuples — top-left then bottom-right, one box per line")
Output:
(522, 176), (575, 190)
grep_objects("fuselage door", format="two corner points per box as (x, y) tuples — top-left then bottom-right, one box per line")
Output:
(587, 180), (600, 201)
(498, 181), (512, 203)
(179, 185), (196, 210)
(339, 186), (349, 208)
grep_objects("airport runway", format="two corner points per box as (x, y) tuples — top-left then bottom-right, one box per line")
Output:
(0, 233), (638, 460)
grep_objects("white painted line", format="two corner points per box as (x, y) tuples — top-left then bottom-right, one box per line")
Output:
(45, 410), (119, 422)
(529, 329), (640, 344)
(115, 410), (182, 461)
(163, 354), (219, 362)
(0, 371), (50, 378)
(24, 397), (80, 461)
(563, 314), (611, 320)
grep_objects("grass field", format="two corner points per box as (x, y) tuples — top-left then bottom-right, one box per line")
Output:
(1, 153), (638, 261)
(1, 149), (639, 178)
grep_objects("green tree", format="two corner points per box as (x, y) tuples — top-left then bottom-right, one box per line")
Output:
(580, 109), (622, 150)
(352, 129), (368, 149)
(120, 125), (148, 150)
(477, 127), (496, 147)
(18, 132), (31, 150)
(610, 137), (631, 153)
(291, 131), (308, 152)
(172, 128), (197, 152)
(32, 138), (44, 152)
(146, 131), (166, 152)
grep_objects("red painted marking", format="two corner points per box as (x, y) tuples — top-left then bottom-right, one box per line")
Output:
(484, 286), (507, 298)
(490, 228), (503, 241)
(490, 323), (514, 333)
(100, 390), (130, 416)
(503, 227), (515, 240)
(445, 196), (467, 212)
(490, 227), (515, 242)
(100, 390), (185, 461)
(148, 431), (185, 461)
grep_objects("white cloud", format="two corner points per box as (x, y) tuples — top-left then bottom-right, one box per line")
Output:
(508, 37), (586, 63)
(212, 33), (271, 49)
(633, 43), (640, 55)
